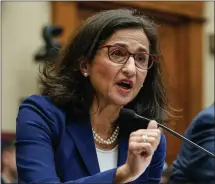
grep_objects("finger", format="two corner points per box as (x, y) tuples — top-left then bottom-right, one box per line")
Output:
(130, 135), (157, 144)
(147, 120), (158, 129)
(129, 142), (153, 156)
(130, 129), (161, 138)
(129, 136), (159, 153)
(129, 136), (142, 143)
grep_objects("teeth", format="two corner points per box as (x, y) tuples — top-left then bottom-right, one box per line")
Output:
(121, 81), (130, 85)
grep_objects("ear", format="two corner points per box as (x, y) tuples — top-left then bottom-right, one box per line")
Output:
(79, 59), (89, 77)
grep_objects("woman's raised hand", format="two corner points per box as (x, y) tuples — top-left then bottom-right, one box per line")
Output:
(115, 120), (161, 183)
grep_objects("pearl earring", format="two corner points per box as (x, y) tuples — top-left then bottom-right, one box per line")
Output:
(83, 72), (88, 77)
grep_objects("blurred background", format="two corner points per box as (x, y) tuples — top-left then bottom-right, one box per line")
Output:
(1, 0), (214, 174)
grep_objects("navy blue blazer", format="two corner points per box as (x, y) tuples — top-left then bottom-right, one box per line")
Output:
(168, 104), (215, 184)
(16, 95), (166, 184)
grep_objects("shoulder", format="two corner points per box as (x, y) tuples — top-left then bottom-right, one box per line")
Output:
(193, 104), (214, 126)
(188, 104), (215, 134)
(19, 94), (61, 113)
(17, 94), (66, 137)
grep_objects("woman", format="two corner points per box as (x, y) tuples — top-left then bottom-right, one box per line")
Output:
(16, 9), (169, 183)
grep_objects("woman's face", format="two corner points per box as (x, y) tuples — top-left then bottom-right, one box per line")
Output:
(86, 28), (150, 107)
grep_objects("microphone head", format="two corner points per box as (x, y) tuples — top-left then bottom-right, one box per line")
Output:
(119, 108), (136, 119)
(119, 108), (148, 129)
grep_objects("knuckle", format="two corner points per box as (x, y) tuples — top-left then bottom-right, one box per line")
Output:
(130, 132), (135, 137)
(157, 129), (161, 134)
(130, 129), (141, 137)
(136, 129), (143, 134)
(150, 137), (156, 143)
(130, 132), (136, 138)
(129, 142), (136, 149)
(155, 130), (161, 137)
(145, 143), (152, 151)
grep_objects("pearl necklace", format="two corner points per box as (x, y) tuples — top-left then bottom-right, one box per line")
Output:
(92, 126), (119, 145)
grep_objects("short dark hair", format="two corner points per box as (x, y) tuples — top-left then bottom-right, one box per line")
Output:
(40, 9), (170, 123)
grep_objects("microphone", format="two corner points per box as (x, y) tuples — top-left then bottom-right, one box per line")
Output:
(120, 108), (215, 159)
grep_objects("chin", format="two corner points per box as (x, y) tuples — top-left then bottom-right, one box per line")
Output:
(109, 96), (133, 106)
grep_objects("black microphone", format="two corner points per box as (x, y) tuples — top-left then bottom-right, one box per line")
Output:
(120, 108), (215, 159)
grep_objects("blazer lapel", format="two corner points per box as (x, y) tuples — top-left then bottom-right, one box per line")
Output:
(117, 129), (129, 167)
(67, 118), (100, 175)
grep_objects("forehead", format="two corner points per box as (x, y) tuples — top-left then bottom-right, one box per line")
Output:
(103, 28), (149, 52)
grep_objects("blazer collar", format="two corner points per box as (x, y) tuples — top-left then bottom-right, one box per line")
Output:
(67, 116), (129, 175)
(67, 117), (100, 175)
(117, 131), (129, 167)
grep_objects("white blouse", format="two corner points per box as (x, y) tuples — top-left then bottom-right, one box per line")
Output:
(96, 145), (119, 172)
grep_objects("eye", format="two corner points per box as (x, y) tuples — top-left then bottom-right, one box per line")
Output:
(110, 48), (127, 57)
(109, 47), (127, 63)
(135, 53), (146, 63)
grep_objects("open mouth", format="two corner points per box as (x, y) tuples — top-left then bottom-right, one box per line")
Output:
(116, 81), (133, 90)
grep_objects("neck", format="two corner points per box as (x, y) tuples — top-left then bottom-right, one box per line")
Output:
(90, 97), (121, 139)
(2, 169), (16, 183)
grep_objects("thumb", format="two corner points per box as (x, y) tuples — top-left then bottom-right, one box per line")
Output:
(147, 120), (158, 129)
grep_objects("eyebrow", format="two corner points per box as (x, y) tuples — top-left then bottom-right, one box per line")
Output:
(113, 43), (149, 53)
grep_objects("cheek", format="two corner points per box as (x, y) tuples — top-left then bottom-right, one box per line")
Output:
(136, 72), (148, 91)
(89, 59), (118, 91)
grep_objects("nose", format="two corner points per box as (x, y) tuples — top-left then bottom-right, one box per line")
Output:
(121, 56), (136, 77)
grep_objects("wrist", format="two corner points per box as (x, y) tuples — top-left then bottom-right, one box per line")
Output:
(114, 164), (134, 183)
